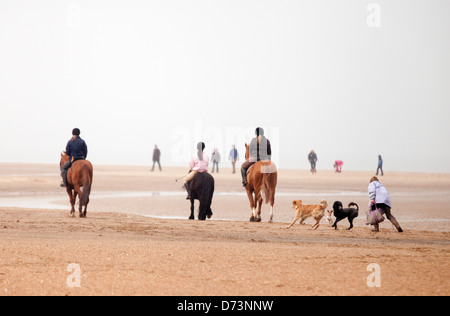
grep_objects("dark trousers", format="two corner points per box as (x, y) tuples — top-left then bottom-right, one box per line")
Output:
(372, 203), (402, 231)
(60, 161), (72, 185)
(152, 160), (161, 171)
(241, 160), (256, 184)
(376, 166), (384, 176)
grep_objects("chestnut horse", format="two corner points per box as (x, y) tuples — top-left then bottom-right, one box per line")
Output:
(244, 144), (277, 222)
(60, 152), (93, 218)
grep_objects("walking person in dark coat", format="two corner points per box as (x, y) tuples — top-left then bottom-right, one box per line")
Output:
(376, 155), (384, 176)
(152, 145), (162, 171)
(60, 128), (88, 187)
(308, 150), (318, 174)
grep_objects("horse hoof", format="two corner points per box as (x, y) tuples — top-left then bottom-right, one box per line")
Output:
(189, 216), (194, 220)
(249, 216), (255, 222)
(255, 218), (261, 222)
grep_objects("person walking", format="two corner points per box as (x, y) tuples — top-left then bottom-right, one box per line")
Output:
(368, 176), (403, 232)
(60, 128), (88, 187)
(376, 155), (384, 176)
(151, 145), (162, 171)
(308, 150), (318, 174)
(211, 148), (221, 173)
(229, 145), (239, 174)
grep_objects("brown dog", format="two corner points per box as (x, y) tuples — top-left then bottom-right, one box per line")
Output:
(286, 199), (328, 229)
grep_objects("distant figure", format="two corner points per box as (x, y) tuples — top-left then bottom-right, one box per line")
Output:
(334, 160), (343, 173)
(151, 145), (161, 171)
(229, 145), (239, 174)
(368, 176), (403, 232)
(376, 155), (384, 176)
(308, 150), (318, 174)
(211, 148), (221, 173)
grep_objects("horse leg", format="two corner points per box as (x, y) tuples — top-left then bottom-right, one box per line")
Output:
(248, 192), (258, 222)
(200, 198), (213, 220)
(74, 186), (84, 218)
(83, 204), (88, 218)
(246, 190), (256, 222)
(269, 190), (275, 223)
(189, 199), (195, 220)
(253, 182), (262, 222)
(206, 206), (213, 219)
(198, 200), (206, 221)
(66, 188), (76, 217)
(251, 206), (257, 222)
(256, 195), (263, 222)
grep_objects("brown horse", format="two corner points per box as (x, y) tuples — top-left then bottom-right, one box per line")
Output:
(60, 152), (93, 218)
(244, 144), (277, 222)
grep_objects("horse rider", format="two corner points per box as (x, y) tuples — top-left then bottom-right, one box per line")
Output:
(60, 128), (88, 187)
(183, 142), (209, 199)
(241, 127), (272, 187)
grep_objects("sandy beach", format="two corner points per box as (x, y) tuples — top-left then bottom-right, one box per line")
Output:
(0, 163), (449, 296)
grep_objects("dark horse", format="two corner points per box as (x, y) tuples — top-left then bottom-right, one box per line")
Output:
(60, 152), (93, 218)
(244, 144), (277, 222)
(187, 172), (214, 220)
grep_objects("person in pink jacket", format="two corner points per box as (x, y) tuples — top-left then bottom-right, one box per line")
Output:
(183, 142), (209, 199)
(334, 160), (343, 172)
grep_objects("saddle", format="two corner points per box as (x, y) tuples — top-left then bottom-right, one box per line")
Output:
(247, 160), (277, 174)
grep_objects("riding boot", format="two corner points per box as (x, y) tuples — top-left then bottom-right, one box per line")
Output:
(241, 168), (248, 187)
(184, 182), (191, 200)
(60, 170), (67, 187)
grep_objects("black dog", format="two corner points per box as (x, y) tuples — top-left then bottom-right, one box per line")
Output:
(332, 201), (359, 230)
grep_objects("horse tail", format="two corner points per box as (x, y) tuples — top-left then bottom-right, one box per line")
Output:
(203, 175), (214, 210)
(198, 173), (215, 219)
(261, 174), (270, 204)
(260, 162), (277, 204)
(80, 165), (92, 207)
(261, 172), (277, 204)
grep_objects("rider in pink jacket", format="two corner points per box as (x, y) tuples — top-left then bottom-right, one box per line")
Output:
(183, 142), (209, 199)
(190, 151), (209, 172)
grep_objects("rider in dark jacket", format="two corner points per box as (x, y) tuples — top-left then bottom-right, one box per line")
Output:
(60, 128), (88, 187)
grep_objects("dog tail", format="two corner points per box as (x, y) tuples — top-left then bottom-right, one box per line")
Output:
(348, 202), (359, 211)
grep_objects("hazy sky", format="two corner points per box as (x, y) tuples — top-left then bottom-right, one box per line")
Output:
(1, 0), (449, 173)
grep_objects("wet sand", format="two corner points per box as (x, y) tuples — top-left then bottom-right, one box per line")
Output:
(0, 163), (449, 296)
